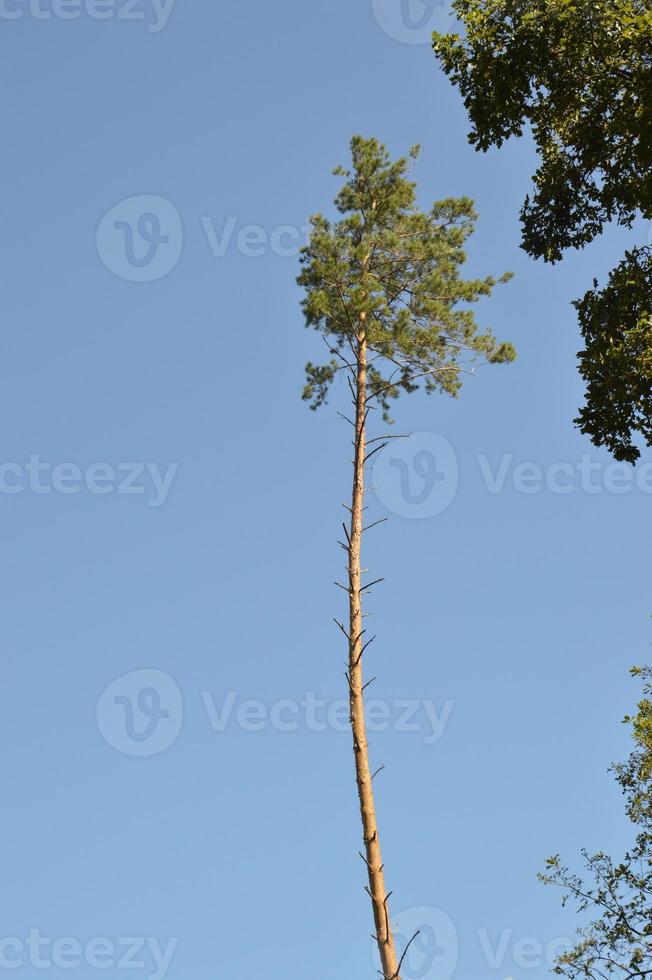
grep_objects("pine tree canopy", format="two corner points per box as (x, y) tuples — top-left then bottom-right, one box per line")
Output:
(297, 136), (515, 420)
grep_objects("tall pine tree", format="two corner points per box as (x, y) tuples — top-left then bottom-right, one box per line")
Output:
(298, 136), (515, 978)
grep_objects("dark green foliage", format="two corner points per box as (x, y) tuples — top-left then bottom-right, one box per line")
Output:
(540, 666), (652, 980)
(297, 136), (515, 419)
(434, 0), (652, 458)
(576, 248), (652, 462)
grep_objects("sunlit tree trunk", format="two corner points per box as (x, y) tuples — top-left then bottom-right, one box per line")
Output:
(347, 322), (400, 980)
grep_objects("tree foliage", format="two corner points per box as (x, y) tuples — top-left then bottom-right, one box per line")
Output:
(540, 666), (652, 980)
(434, 0), (652, 460)
(297, 135), (515, 419)
(575, 249), (652, 462)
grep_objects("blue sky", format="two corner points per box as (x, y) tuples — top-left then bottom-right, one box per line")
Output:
(1, 2), (651, 980)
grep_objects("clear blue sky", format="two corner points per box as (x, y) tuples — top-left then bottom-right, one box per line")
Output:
(1, 3), (650, 980)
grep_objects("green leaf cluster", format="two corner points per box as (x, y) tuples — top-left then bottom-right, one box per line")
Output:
(576, 248), (652, 462)
(434, 0), (652, 458)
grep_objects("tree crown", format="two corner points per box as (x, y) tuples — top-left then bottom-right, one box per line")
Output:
(297, 135), (515, 419)
(433, 0), (652, 261)
(434, 0), (652, 460)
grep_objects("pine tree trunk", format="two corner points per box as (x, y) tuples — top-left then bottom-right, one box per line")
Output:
(347, 325), (401, 980)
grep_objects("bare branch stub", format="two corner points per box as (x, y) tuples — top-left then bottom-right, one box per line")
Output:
(363, 518), (388, 533)
(366, 433), (410, 445)
(393, 930), (421, 979)
(333, 618), (350, 640)
(354, 633), (377, 667)
(364, 441), (389, 464)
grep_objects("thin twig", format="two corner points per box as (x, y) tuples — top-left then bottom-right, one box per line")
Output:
(333, 618), (350, 640)
(391, 931), (421, 979)
(363, 518), (388, 533)
(364, 442), (388, 464)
